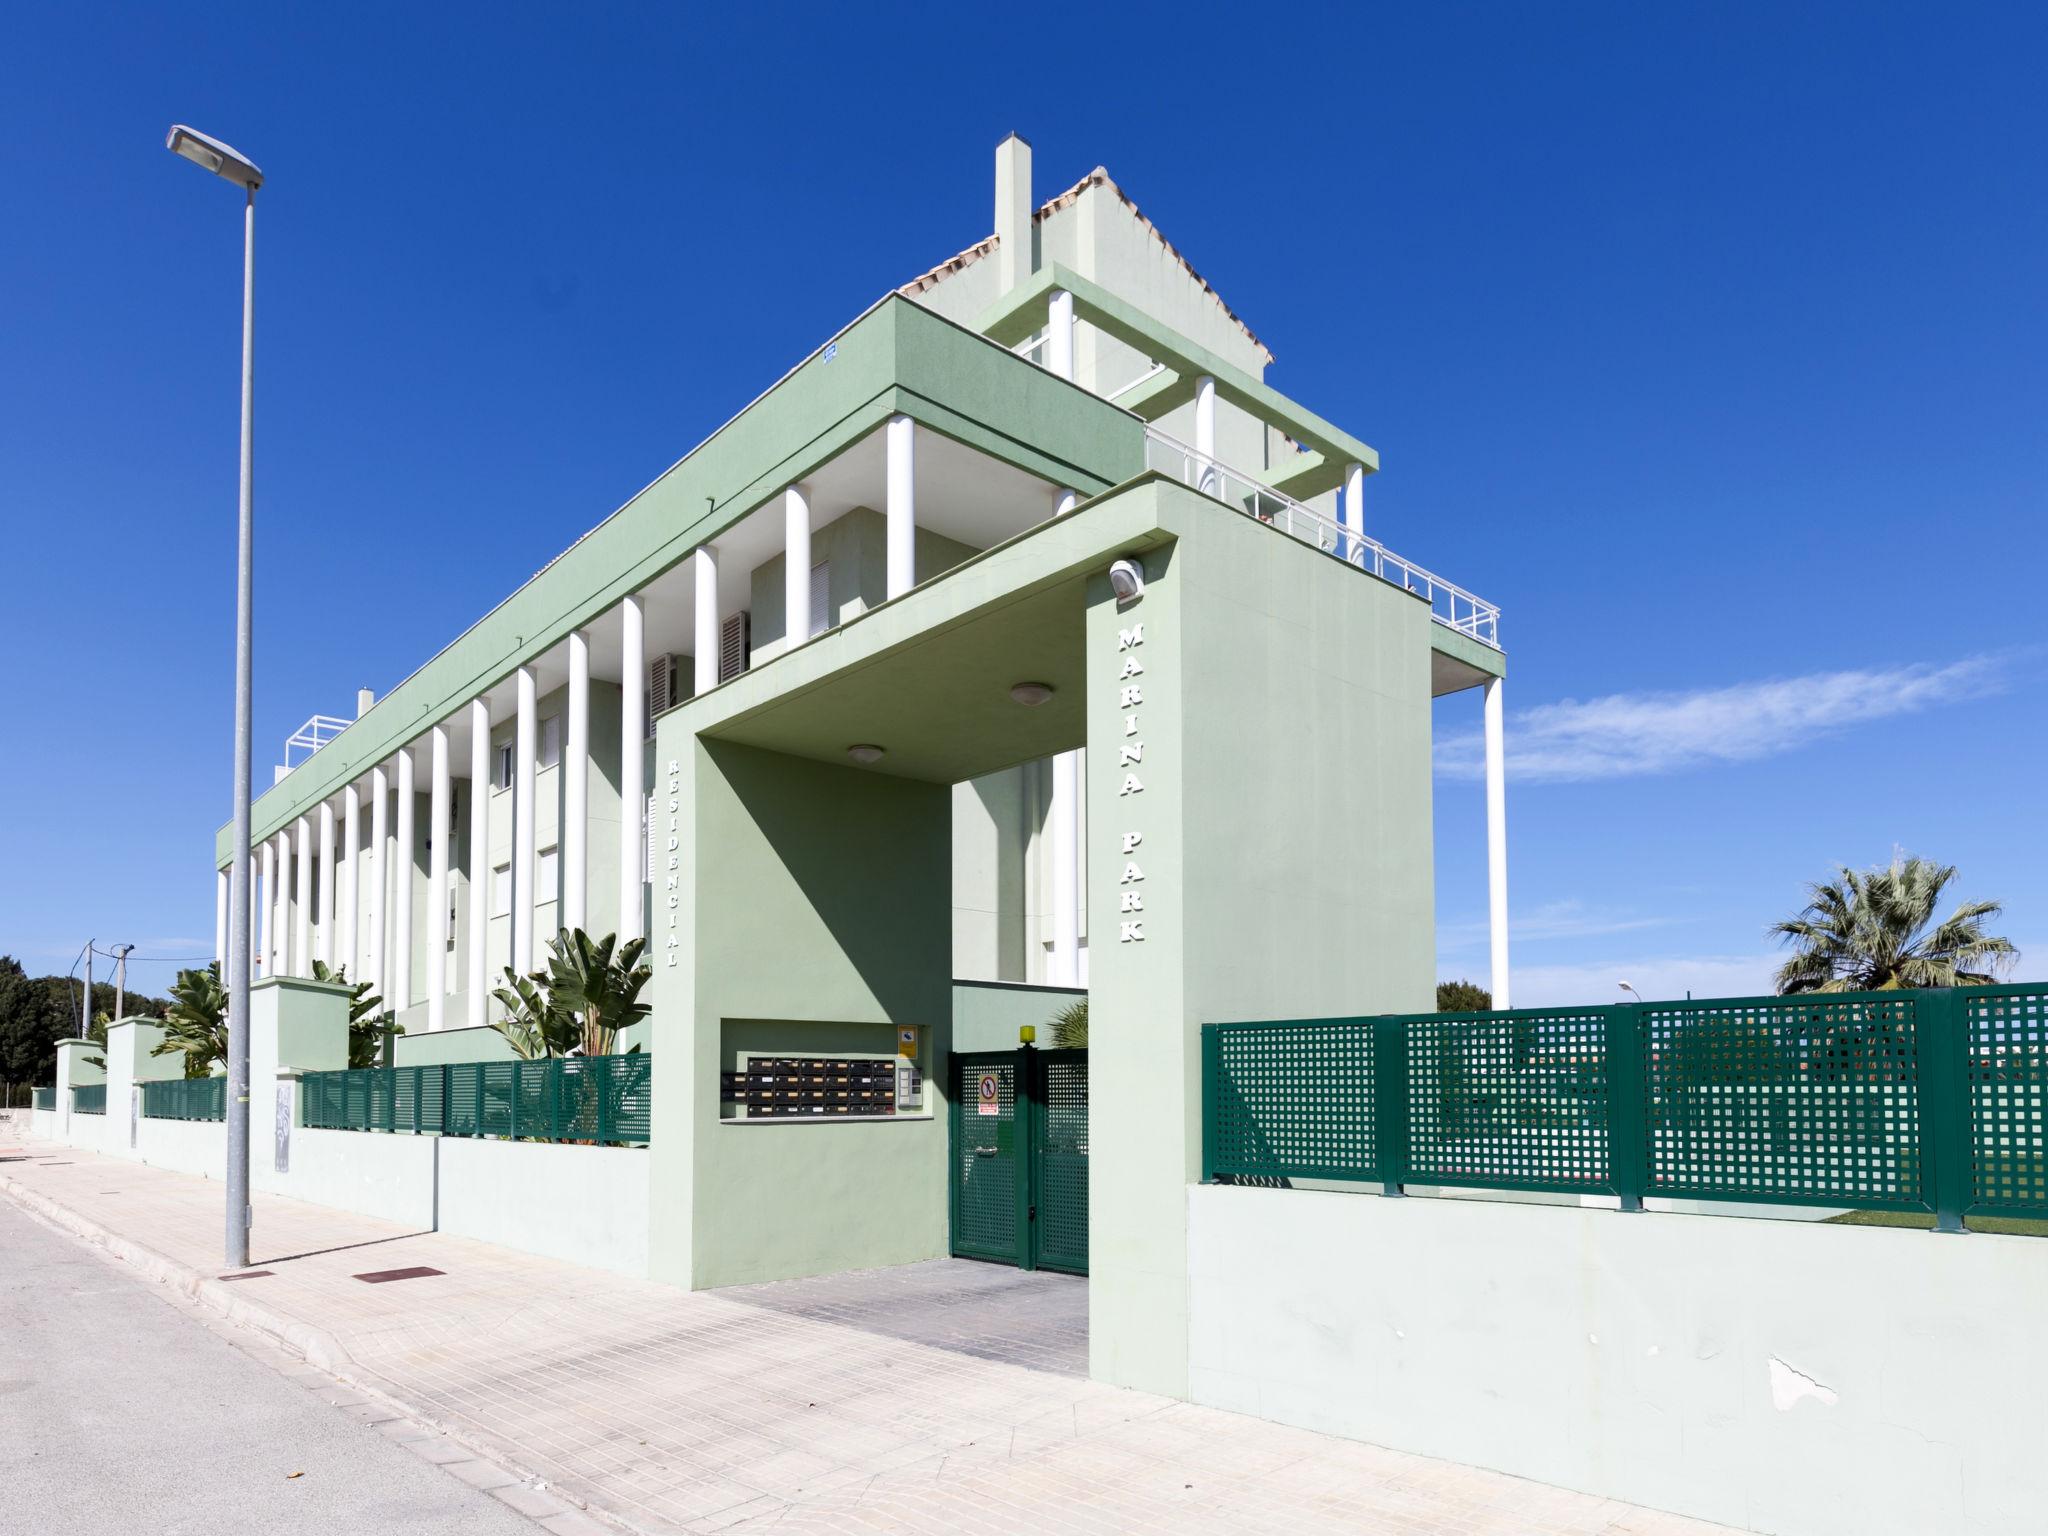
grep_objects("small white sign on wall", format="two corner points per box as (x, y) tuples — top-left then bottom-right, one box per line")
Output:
(274, 1084), (292, 1174)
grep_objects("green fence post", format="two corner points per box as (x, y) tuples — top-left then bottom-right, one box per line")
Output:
(1919, 988), (1972, 1234)
(597, 1058), (614, 1145)
(411, 1066), (423, 1136)
(1606, 1004), (1649, 1211)
(1374, 1018), (1408, 1196)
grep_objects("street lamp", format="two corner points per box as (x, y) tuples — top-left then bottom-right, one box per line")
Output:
(1618, 981), (1644, 1005)
(167, 122), (262, 1270)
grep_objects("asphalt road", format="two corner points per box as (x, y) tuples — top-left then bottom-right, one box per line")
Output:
(0, 1193), (541, 1536)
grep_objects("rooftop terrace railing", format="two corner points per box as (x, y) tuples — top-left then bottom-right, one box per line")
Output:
(1144, 427), (1502, 649)
(1204, 984), (2048, 1231)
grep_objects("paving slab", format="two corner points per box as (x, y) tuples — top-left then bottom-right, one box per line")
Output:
(0, 1138), (1740, 1536)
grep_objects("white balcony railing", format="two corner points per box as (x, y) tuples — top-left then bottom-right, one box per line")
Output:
(283, 714), (353, 768)
(1142, 427), (1502, 649)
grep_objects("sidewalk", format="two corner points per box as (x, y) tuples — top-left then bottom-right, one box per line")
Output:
(0, 1136), (1733, 1536)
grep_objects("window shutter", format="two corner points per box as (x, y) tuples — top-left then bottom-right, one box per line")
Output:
(649, 654), (674, 716)
(719, 612), (750, 682)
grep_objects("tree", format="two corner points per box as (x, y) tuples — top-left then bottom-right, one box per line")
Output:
(309, 961), (405, 1070)
(1772, 854), (2018, 994)
(152, 964), (229, 1078)
(1436, 980), (1493, 1013)
(490, 929), (651, 1059)
(1050, 997), (1088, 1049)
(0, 960), (167, 1091)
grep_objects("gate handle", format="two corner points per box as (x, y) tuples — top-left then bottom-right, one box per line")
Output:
(974, 1146), (998, 1157)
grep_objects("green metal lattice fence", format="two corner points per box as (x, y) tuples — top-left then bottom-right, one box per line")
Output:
(31, 1086), (55, 1111)
(72, 1084), (107, 1116)
(141, 1076), (227, 1122)
(299, 1053), (652, 1145)
(1204, 983), (2048, 1230)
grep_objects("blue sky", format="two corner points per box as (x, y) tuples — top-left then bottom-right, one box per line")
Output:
(3, 3), (2042, 1004)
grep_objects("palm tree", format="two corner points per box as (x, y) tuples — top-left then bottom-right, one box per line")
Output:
(1050, 997), (1088, 1049)
(1772, 855), (2018, 994)
(490, 966), (575, 1060)
(152, 963), (228, 1078)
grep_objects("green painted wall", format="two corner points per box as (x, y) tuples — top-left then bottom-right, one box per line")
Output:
(748, 508), (978, 662)
(952, 980), (1085, 1053)
(1082, 477), (1437, 1398)
(648, 733), (954, 1289)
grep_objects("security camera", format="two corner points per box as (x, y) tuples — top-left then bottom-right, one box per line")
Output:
(1109, 558), (1145, 603)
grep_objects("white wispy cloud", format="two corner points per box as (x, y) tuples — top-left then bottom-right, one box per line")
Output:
(1436, 654), (2008, 783)
(1438, 899), (1671, 955)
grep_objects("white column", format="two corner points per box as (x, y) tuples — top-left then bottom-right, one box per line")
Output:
(1054, 488), (1079, 518)
(426, 723), (450, 1030)
(367, 765), (388, 1004)
(293, 817), (312, 976)
(468, 698), (490, 1025)
(1194, 376), (1217, 495)
(248, 859), (261, 984)
(564, 631), (589, 933)
(1050, 753), (1080, 986)
(1047, 289), (1075, 381)
(214, 869), (228, 967)
(339, 786), (360, 979)
(619, 595), (646, 944)
(886, 413), (915, 599)
(315, 800), (335, 970)
(1484, 676), (1511, 1010)
(513, 664), (537, 974)
(393, 747), (415, 1011)
(1341, 461), (1365, 563)
(259, 839), (275, 978)
(692, 547), (720, 695)
(273, 831), (290, 976)
(784, 484), (811, 650)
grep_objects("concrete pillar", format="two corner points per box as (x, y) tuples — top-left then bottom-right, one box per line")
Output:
(273, 831), (290, 977)
(513, 664), (538, 975)
(393, 747), (415, 1011)
(1194, 376), (1217, 495)
(692, 548), (720, 695)
(248, 859), (261, 984)
(1484, 676), (1510, 1009)
(367, 765), (388, 1004)
(292, 819), (311, 977)
(886, 413), (915, 599)
(784, 484), (811, 649)
(1047, 289), (1075, 381)
(619, 594), (646, 943)
(468, 698), (490, 1026)
(214, 869), (228, 968)
(426, 723), (450, 1030)
(339, 786), (359, 978)
(1050, 752), (1080, 986)
(1342, 461), (1365, 564)
(994, 132), (1032, 293)
(565, 630), (589, 933)
(315, 800), (335, 970)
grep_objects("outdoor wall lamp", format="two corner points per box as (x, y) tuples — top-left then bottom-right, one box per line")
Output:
(846, 744), (886, 764)
(1108, 558), (1145, 604)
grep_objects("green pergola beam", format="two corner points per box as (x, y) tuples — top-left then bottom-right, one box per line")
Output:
(976, 264), (1380, 495)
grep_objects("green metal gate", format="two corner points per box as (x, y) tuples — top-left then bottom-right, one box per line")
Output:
(949, 1048), (1088, 1275)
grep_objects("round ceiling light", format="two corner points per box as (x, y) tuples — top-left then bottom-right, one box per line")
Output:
(846, 744), (886, 764)
(1009, 681), (1055, 707)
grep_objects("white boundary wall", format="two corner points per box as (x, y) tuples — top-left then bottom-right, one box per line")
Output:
(1187, 1184), (2048, 1536)
(96, 1114), (650, 1278)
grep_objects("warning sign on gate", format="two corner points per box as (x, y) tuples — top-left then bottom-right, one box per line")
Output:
(977, 1072), (1000, 1116)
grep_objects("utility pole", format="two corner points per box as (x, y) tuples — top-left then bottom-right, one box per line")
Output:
(81, 941), (93, 1036)
(111, 943), (134, 1022)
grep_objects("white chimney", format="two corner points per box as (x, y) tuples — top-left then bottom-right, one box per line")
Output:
(995, 133), (1033, 293)
(356, 688), (375, 719)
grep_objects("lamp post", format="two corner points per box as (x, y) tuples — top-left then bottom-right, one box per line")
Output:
(167, 124), (263, 1270)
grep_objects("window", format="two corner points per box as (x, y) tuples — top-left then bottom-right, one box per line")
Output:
(539, 715), (561, 770)
(491, 863), (511, 917)
(494, 742), (514, 792)
(537, 845), (559, 903)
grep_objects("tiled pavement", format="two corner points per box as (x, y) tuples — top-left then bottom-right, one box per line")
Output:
(0, 1136), (1739, 1536)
